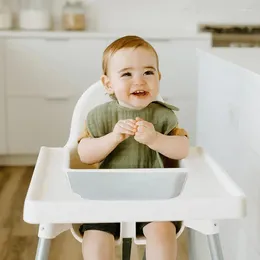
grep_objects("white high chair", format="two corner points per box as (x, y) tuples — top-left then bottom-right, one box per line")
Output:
(23, 80), (246, 260)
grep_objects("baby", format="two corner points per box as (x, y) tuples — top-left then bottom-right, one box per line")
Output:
(77, 35), (189, 260)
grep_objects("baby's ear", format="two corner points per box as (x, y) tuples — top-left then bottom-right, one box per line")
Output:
(158, 71), (162, 80)
(101, 75), (114, 94)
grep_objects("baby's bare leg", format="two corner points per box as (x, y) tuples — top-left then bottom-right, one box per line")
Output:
(82, 230), (115, 260)
(143, 222), (177, 260)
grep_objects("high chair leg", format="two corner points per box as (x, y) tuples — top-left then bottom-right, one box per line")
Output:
(35, 238), (51, 260)
(207, 234), (224, 260)
(122, 238), (132, 260)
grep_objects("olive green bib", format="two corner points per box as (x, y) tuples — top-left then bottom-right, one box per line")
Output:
(86, 101), (178, 169)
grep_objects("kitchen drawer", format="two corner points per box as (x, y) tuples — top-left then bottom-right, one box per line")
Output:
(6, 39), (108, 97)
(7, 97), (78, 154)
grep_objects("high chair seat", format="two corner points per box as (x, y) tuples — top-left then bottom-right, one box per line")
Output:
(23, 80), (246, 260)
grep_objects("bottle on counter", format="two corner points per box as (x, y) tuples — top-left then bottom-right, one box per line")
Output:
(0, 1), (12, 30)
(62, 0), (86, 31)
(18, 0), (52, 30)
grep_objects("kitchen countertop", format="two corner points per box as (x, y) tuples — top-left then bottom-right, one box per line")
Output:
(0, 30), (212, 40)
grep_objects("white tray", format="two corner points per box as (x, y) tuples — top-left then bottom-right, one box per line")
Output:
(23, 147), (246, 224)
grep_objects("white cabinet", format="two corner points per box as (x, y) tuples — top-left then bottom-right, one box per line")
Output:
(2, 35), (210, 155)
(7, 97), (78, 154)
(0, 40), (7, 154)
(150, 39), (210, 144)
(5, 38), (108, 154)
(6, 39), (108, 98)
(150, 39), (210, 99)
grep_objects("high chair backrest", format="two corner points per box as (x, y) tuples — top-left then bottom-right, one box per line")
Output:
(65, 80), (164, 149)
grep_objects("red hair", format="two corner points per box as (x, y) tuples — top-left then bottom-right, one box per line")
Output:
(102, 35), (160, 76)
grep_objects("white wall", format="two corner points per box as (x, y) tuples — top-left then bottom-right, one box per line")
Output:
(0, 40), (6, 154)
(49, 0), (260, 33)
(194, 50), (260, 260)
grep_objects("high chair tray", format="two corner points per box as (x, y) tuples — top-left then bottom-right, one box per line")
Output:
(67, 169), (187, 200)
(23, 146), (246, 224)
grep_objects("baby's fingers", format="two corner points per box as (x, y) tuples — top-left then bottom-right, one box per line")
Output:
(136, 120), (151, 128)
(137, 125), (146, 133)
(125, 119), (136, 128)
(118, 121), (135, 134)
(118, 127), (135, 135)
(119, 120), (135, 129)
(135, 117), (144, 122)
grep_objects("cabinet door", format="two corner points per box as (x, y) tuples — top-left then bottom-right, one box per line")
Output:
(6, 38), (108, 98)
(150, 39), (210, 100)
(0, 40), (7, 154)
(65, 39), (108, 97)
(5, 38), (108, 154)
(147, 40), (176, 98)
(149, 39), (210, 144)
(7, 97), (78, 154)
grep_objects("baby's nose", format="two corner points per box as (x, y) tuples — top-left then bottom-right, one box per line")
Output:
(133, 75), (145, 85)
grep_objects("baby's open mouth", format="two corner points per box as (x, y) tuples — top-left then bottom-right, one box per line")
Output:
(131, 90), (149, 96)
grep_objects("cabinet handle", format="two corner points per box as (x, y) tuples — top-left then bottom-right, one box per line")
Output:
(44, 95), (71, 101)
(44, 38), (70, 42)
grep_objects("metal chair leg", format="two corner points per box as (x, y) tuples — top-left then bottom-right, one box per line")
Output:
(35, 238), (51, 260)
(122, 238), (132, 260)
(143, 250), (146, 260)
(207, 234), (224, 260)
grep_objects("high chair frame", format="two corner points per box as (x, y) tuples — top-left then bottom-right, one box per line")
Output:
(23, 81), (246, 260)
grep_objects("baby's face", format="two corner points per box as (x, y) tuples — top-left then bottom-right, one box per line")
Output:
(104, 47), (160, 109)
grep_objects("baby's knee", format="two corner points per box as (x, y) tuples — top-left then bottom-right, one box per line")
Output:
(82, 230), (115, 258)
(143, 222), (176, 241)
(82, 229), (114, 244)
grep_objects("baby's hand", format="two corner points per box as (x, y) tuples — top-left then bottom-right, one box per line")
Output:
(113, 119), (137, 143)
(134, 117), (157, 146)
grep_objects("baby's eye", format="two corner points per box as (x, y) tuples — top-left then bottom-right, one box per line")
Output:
(121, 72), (131, 77)
(144, 70), (154, 75)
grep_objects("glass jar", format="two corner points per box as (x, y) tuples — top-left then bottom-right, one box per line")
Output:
(0, 1), (12, 30)
(62, 0), (86, 31)
(19, 0), (52, 30)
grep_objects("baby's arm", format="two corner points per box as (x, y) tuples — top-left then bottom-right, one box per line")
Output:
(135, 118), (189, 160)
(78, 119), (136, 164)
(78, 132), (121, 164)
(149, 127), (189, 160)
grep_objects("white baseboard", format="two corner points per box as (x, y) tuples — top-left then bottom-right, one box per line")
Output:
(0, 155), (37, 166)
